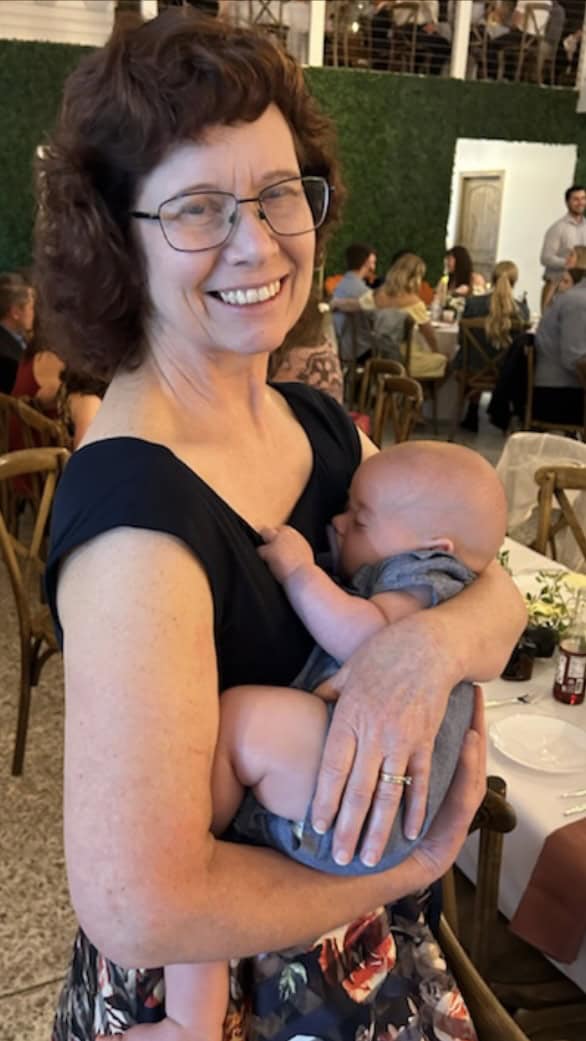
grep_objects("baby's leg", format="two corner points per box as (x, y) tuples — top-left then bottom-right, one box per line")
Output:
(212, 685), (329, 833)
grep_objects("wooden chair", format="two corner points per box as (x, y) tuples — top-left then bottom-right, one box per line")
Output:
(0, 447), (69, 774)
(371, 373), (423, 447)
(247, 0), (288, 46)
(451, 317), (517, 440)
(442, 776), (517, 978)
(388, 1), (421, 73)
(330, 0), (370, 68)
(13, 397), (70, 451)
(438, 776), (530, 1041)
(0, 392), (20, 531)
(524, 342), (586, 440)
(533, 464), (586, 564)
(402, 322), (442, 434)
(514, 3), (554, 82)
(450, 774), (586, 1034)
(357, 357), (405, 416)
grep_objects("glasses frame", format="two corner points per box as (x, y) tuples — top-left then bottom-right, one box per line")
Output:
(129, 175), (332, 254)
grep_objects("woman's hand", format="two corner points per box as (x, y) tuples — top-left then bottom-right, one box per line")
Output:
(311, 611), (462, 867)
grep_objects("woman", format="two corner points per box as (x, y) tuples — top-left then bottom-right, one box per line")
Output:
(11, 311), (64, 410)
(55, 366), (108, 448)
(533, 265), (586, 427)
(38, 11), (524, 1039)
(375, 253), (447, 379)
(542, 244), (586, 310)
(456, 260), (529, 431)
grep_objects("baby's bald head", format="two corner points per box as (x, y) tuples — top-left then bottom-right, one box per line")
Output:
(357, 441), (507, 572)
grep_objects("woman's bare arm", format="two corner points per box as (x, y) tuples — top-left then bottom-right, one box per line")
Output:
(59, 527), (484, 969)
(418, 320), (439, 352)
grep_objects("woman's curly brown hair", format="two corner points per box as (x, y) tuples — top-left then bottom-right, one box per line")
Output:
(34, 8), (344, 380)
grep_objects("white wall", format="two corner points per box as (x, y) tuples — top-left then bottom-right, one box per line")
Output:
(0, 0), (115, 46)
(446, 139), (578, 315)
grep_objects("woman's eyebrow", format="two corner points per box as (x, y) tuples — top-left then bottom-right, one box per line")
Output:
(175, 169), (302, 195)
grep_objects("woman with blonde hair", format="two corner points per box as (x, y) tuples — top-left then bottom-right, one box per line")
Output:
(456, 259), (529, 431)
(374, 252), (447, 379)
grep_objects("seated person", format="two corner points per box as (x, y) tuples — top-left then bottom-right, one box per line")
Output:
(331, 242), (378, 364)
(0, 273), (34, 394)
(433, 245), (474, 317)
(534, 268), (586, 425)
(55, 367), (108, 449)
(132, 439), (507, 1041)
(485, 0), (553, 81)
(456, 259), (529, 431)
(374, 253), (447, 379)
(542, 244), (586, 310)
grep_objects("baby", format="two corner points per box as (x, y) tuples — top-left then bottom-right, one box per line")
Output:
(123, 440), (507, 1041)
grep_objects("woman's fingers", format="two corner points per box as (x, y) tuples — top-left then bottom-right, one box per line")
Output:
(310, 716), (356, 839)
(402, 744), (433, 842)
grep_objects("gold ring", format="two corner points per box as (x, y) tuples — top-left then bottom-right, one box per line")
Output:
(379, 771), (413, 786)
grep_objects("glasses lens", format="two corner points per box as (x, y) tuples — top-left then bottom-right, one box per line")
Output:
(160, 192), (234, 251)
(260, 177), (329, 236)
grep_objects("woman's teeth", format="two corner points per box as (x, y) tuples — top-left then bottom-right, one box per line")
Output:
(218, 280), (281, 306)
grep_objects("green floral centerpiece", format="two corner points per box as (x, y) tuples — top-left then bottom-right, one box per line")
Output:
(499, 550), (586, 639)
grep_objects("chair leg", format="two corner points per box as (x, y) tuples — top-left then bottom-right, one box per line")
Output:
(430, 383), (438, 435)
(12, 642), (33, 776)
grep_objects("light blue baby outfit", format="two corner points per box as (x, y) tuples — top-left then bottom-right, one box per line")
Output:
(229, 550), (476, 875)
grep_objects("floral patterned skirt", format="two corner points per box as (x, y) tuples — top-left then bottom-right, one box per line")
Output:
(51, 893), (477, 1041)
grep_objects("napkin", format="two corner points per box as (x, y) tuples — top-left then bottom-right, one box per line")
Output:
(509, 817), (586, 963)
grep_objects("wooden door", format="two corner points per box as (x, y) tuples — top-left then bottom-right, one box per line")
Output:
(456, 173), (504, 283)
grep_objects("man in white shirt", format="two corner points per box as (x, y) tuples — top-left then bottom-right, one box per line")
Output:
(540, 184), (586, 310)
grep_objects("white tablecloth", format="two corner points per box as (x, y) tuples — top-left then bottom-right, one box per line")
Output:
(457, 537), (586, 992)
(424, 322), (460, 421)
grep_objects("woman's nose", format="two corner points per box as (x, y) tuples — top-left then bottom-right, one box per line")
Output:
(224, 201), (279, 262)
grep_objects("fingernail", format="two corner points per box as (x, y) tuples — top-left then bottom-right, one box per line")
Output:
(361, 850), (378, 867)
(313, 818), (327, 834)
(405, 826), (419, 841)
(334, 849), (350, 866)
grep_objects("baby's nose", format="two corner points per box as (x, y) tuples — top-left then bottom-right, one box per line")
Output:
(332, 512), (346, 536)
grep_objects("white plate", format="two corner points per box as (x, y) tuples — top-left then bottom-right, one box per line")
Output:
(490, 713), (586, 773)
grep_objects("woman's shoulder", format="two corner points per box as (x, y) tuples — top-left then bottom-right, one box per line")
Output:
(403, 297), (428, 322)
(47, 437), (217, 564)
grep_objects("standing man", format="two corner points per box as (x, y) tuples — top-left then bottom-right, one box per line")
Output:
(0, 273), (34, 393)
(540, 185), (586, 311)
(331, 243), (377, 363)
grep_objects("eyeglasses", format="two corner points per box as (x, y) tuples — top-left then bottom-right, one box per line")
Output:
(129, 176), (331, 253)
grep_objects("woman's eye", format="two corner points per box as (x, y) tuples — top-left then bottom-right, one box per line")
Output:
(263, 183), (299, 201)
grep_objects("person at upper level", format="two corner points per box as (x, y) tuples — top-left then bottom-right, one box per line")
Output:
(331, 242), (378, 362)
(0, 273), (35, 394)
(540, 184), (586, 311)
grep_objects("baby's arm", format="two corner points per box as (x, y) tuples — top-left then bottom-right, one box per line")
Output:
(258, 526), (423, 663)
(110, 962), (228, 1040)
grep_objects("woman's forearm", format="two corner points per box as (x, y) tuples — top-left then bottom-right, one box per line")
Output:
(429, 559), (526, 682)
(83, 831), (427, 967)
(419, 321), (439, 352)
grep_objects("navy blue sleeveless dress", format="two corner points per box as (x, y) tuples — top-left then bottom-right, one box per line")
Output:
(46, 383), (476, 1041)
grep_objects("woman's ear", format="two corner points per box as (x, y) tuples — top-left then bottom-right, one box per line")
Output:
(423, 536), (455, 555)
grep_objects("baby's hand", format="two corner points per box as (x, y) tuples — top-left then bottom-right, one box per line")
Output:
(258, 525), (314, 583)
(96, 1015), (199, 1039)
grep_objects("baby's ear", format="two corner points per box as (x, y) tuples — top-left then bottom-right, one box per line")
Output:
(423, 536), (454, 555)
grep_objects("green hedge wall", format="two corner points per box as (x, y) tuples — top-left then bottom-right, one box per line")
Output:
(1, 36), (585, 284)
